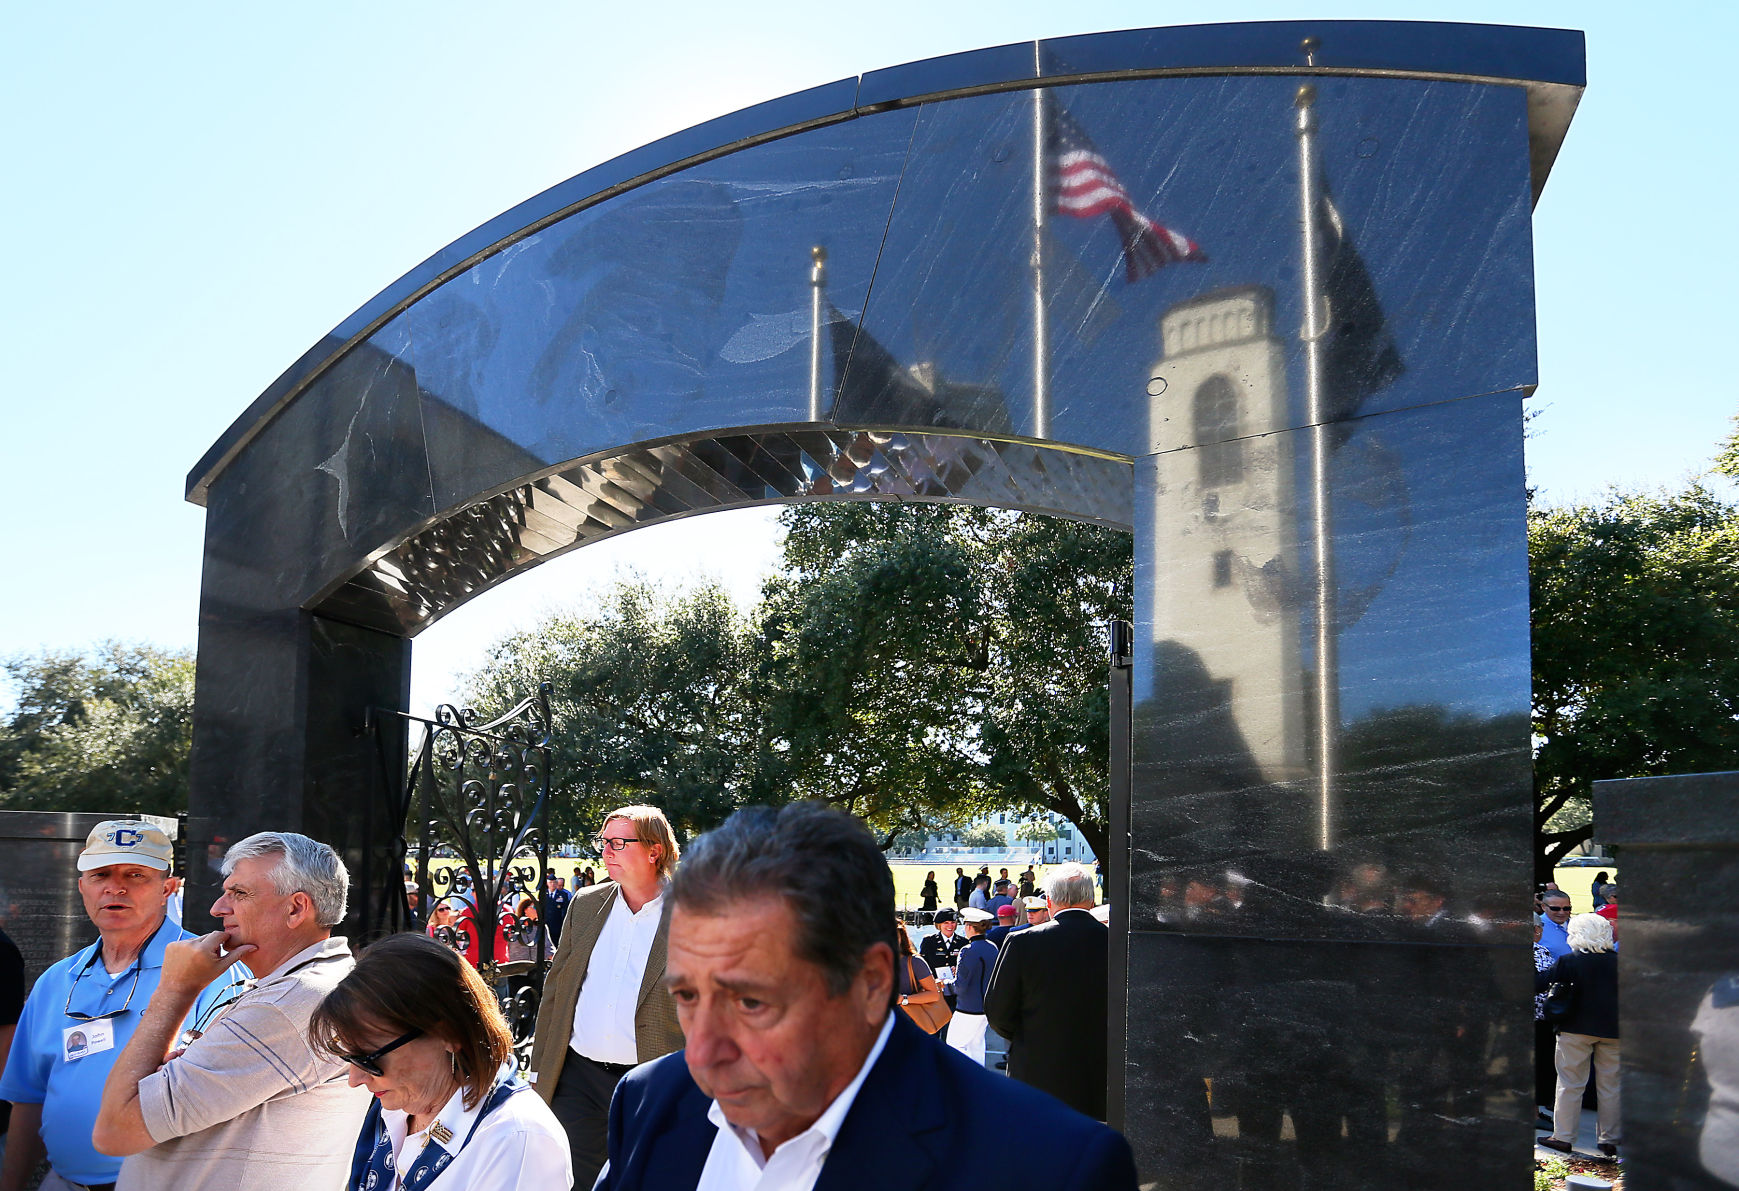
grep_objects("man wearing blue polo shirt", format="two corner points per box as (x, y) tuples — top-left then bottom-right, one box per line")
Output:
(0, 821), (243, 1191)
(1538, 891), (1574, 959)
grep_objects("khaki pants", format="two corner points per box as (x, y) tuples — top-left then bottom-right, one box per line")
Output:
(1553, 1031), (1621, 1146)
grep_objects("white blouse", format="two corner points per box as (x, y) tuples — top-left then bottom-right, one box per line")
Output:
(381, 1065), (573, 1191)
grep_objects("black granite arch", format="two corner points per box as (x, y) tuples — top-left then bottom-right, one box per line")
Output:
(187, 20), (1583, 1186)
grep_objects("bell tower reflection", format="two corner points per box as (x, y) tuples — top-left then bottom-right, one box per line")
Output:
(1147, 286), (1306, 786)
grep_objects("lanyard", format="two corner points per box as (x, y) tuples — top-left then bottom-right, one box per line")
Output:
(348, 1077), (527, 1191)
(65, 920), (168, 1022)
(177, 949), (346, 1046)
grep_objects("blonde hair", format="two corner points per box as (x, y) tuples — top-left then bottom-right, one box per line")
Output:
(602, 805), (680, 880)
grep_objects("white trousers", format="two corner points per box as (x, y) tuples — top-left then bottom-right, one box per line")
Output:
(949, 1011), (988, 1065)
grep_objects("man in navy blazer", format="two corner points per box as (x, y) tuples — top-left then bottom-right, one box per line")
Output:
(598, 802), (1138, 1191)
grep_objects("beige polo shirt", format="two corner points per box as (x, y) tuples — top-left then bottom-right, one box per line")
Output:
(118, 935), (372, 1191)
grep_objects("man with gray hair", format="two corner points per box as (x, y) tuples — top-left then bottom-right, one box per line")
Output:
(984, 862), (1110, 1119)
(93, 831), (370, 1189)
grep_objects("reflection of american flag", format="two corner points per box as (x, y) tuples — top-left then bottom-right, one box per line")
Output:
(1048, 102), (1205, 282)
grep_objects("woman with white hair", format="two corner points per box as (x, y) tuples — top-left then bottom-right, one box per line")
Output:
(1537, 912), (1620, 1157)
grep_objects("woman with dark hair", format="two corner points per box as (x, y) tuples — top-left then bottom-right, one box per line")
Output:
(896, 918), (946, 1032)
(921, 871), (940, 913)
(310, 933), (571, 1190)
(1590, 871), (1610, 909)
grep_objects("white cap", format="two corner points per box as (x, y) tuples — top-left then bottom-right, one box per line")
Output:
(79, 821), (173, 872)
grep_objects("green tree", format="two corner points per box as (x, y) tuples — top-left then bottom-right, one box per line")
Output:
(961, 822), (1008, 849)
(463, 580), (759, 845)
(1014, 818), (1060, 845)
(754, 503), (1131, 858)
(0, 643), (195, 816)
(974, 510), (1131, 862)
(1530, 480), (1739, 874)
(750, 504), (992, 842)
(1713, 414), (1739, 480)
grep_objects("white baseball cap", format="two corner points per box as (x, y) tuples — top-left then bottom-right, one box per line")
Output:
(78, 821), (174, 872)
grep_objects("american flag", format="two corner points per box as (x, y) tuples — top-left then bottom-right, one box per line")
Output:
(1048, 101), (1205, 282)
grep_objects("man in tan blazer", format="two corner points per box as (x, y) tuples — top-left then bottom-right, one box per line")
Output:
(531, 805), (684, 1189)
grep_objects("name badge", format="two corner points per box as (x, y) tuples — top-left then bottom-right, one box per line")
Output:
(63, 1018), (116, 1062)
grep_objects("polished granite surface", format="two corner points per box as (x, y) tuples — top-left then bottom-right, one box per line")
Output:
(1131, 391), (1533, 946)
(186, 22), (1583, 505)
(182, 24), (1579, 1186)
(0, 812), (121, 981)
(197, 70), (1539, 629)
(1125, 932), (1532, 1189)
(1595, 772), (1739, 1189)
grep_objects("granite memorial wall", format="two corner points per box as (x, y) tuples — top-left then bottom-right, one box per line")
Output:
(184, 21), (1585, 1186)
(1596, 771), (1739, 1190)
(0, 811), (180, 982)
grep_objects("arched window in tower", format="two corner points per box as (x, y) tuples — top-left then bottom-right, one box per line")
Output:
(1194, 374), (1244, 488)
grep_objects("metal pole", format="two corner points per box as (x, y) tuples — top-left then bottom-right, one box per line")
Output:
(809, 245), (828, 422)
(1295, 82), (1339, 852)
(1030, 42), (1051, 439)
(1105, 619), (1133, 1131)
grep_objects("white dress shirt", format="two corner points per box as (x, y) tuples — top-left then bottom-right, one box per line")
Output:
(383, 1063), (573, 1191)
(570, 890), (664, 1064)
(694, 1011), (895, 1191)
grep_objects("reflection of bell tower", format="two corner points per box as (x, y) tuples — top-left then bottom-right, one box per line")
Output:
(1148, 286), (1307, 783)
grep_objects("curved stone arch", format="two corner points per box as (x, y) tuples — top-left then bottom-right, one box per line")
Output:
(316, 428), (1133, 636)
(185, 22), (1580, 1183)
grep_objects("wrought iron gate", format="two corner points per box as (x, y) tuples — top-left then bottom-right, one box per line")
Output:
(369, 683), (554, 1064)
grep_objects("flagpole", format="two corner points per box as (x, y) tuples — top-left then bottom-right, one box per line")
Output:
(1295, 81), (1340, 852)
(1030, 41), (1051, 439)
(809, 245), (827, 422)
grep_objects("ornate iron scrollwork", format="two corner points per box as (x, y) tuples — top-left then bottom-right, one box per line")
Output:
(373, 683), (554, 1068)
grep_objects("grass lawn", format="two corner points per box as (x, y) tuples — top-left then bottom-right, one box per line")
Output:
(1550, 864), (1617, 916)
(887, 862), (1086, 911)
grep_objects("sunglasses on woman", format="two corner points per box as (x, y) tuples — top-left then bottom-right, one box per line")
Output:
(339, 1029), (423, 1076)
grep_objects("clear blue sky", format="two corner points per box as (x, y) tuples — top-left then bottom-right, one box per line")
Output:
(1, 1), (1733, 710)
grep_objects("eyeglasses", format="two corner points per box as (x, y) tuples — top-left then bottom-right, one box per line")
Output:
(65, 951), (144, 1022)
(1543, 905), (1572, 913)
(338, 1029), (423, 1077)
(592, 836), (645, 853)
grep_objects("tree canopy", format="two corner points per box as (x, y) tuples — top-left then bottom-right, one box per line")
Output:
(0, 642), (195, 816)
(462, 580), (757, 845)
(460, 503), (1133, 855)
(750, 503), (1130, 857)
(1529, 477), (1739, 871)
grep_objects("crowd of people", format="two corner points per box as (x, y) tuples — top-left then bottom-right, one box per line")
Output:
(405, 861), (596, 968)
(0, 806), (1135, 1191)
(6, 805), (1636, 1188)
